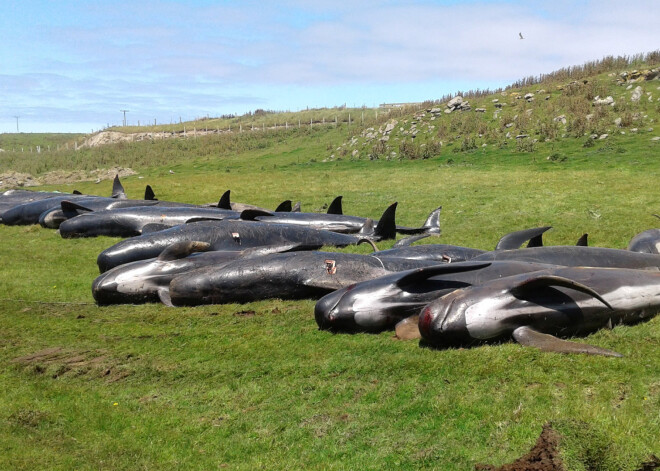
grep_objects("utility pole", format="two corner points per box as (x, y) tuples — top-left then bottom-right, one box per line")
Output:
(120, 109), (129, 127)
(13, 116), (19, 132)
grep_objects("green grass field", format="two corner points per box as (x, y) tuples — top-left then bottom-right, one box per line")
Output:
(1, 57), (659, 470)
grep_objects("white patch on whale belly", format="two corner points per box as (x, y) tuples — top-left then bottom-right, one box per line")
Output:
(464, 281), (660, 339)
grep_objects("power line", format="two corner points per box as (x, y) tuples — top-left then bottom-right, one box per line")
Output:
(120, 109), (129, 127)
(13, 115), (20, 132)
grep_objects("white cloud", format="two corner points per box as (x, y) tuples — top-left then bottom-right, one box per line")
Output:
(1, 0), (659, 132)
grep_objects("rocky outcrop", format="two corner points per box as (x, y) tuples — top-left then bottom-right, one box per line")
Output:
(593, 96), (615, 106)
(445, 96), (471, 113)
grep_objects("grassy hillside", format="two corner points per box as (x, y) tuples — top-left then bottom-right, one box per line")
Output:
(0, 54), (659, 470)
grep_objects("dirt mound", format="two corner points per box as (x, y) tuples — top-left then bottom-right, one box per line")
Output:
(83, 131), (178, 147)
(475, 423), (564, 471)
(636, 455), (660, 470)
(12, 346), (132, 383)
(39, 167), (137, 186)
(0, 167), (136, 190)
(0, 171), (39, 188)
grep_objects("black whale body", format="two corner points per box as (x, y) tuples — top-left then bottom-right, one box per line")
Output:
(96, 220), (383, 272)
(168, 251), (442, 306)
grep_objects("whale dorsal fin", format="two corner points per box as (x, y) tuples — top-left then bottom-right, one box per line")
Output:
(144, 185), (157, 201)
(157, 241), (211, 261)
(510, 274), (613, 309)
(394, 262), (492, 287)
(495, 226), (552, 250)
(72, 190), (82, 195)
(576, 233), (588, 246)
(373, 202), (397, 241)
(61, 200), (94, 214)
(327, 196), (343, 215)
(422, 206), (442, 234)
(395, 315), (422, 340)
(274, 200), (292, 212)
(218, 190), (231, 209)
(358, 218), (375, 237)
(240, 209), (273, 220)
(512, 326), (623, 357)
(112, 175), (127, 199)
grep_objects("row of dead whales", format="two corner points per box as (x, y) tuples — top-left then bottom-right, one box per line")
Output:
(2, 176), (660, 357)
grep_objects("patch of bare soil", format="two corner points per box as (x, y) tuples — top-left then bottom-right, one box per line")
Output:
(475, 423), (564, 471)
(12, 346), (132, 383)
(636, 455), (660, 470)
(0, 171), (38, 188)
(83, 130), (224, 148)
(0, 167), (136, 190)
(234, 310), (256, 317)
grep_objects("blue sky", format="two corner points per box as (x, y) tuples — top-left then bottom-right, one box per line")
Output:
(1, 0), (658, 133)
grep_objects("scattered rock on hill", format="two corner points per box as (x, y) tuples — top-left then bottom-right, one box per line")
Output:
(631, 86), (643, 102)
(593, 95), (615, 106)
(445, 95), (471, 113)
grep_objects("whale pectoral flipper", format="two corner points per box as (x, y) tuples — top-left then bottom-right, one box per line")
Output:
(157, 288), (174, 307)
(392, 234), (431, 247)
(141, 223), (173, 234)
(509, 275), (613, 310)
(394, 262), (492, 288)
(157, 241), (212, 261)
(512, 326), (623, 357)
(395, 315), (421, 340)
(240, 209), (274, 220)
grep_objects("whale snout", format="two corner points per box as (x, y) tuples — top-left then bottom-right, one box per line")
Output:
(315, 288), (349, 331)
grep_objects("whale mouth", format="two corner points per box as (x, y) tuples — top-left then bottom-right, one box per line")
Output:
(314, 290), (345, 330)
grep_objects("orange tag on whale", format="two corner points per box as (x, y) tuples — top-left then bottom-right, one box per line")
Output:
(325, 259), (336, 275)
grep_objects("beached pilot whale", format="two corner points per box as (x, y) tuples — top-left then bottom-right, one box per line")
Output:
(96, 216), (390, 272)
(58, 204), (242, 238)
(1, 175), (126, 225)
(627, 215), (660, 254)
(418, 266), (660, 357)
(314, 260), (556, 333)
(374, 226), (554, 264)
(92, 241), (301, 305)
(240, 203), (442, 237)
(167, 251), (441, 306)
